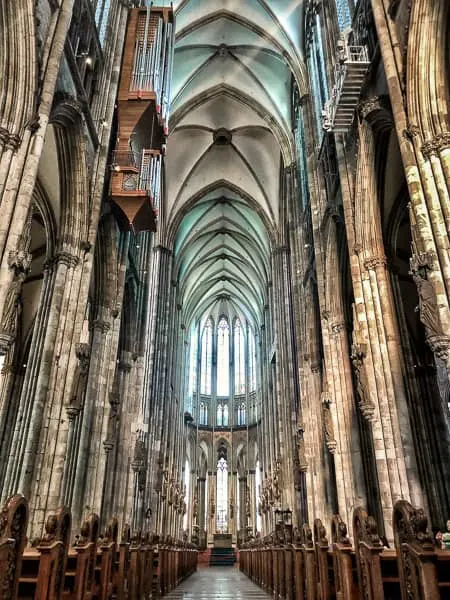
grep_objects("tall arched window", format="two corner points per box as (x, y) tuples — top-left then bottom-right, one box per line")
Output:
(234, 319), (245, 394)
(217, 317), (230, 396)
(216, 457), (228, 531)
(238, 402), (247, 426)
(335, 0), (352, 31)
(248, 329), (256, 392)
(217, 402), (229, 427)
(187, 324), (198, 407)
(200, 319), (213, 394)
(183, 460), (190, 531)
(93, 0), (112, 47)
(199, 402), (208, 426)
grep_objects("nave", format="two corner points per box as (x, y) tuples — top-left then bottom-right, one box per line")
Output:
(164, 567), (270, 600)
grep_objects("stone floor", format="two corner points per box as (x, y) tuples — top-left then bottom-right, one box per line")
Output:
(164, 567), (272, 599)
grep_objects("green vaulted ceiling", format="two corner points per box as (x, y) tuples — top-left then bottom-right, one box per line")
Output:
(165, 0), (306, 329)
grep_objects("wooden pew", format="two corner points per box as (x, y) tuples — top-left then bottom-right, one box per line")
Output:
(0, 495), (29, 600)
(313, 519), (334, 600)
(291, 529), (305, 600)
(112, 525), (130, 600)
(353, 507), (402, 600)
(19, 506), (71, 600)
(393, 499), (445, 600)
(63, 512), (100, 600)
(302, 524), (318, 600)
(330, 515), (357, 600)
(93, 518), (118, 600)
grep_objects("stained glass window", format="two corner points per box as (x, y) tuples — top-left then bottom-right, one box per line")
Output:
(234, 319), (245, 394)
(335, 0), (352, 31)
(216, 457), (228, 531)
(217, 317), (230, 396)
(199, 402), (208, 426)
(238, 402), (247, 426)
(200, 319), (213, 395)
(216, 403), (229, 427)
(187, 324), (198, 408)
(94, 0), (112, 47)
(248, 329), (256, 392)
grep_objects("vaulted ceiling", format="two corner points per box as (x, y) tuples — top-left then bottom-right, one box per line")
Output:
(165, 0), (306, 330)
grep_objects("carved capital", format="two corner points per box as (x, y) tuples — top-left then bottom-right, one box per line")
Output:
(103, 439), (115, 453)
(363, 255), (387, 271)
(55, 251), (80, 268)
(91, 319), (111, 333)
(0, 332), (16, 354)
(66, 404), (81, 421)
(330, 321), (345, 335)
(421, 132), (450, 159)
(358, 96), (389, 121)
(118, 360), (132, 373)
(426, 335), (450, 361)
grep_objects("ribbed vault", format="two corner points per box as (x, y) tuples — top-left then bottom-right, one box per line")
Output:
(166, 0), (305, 328)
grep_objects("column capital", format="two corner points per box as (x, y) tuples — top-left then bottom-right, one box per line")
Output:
(363, 255), (387, 271)
(91, 319), (111, 333)
(330, 321), (346, 335)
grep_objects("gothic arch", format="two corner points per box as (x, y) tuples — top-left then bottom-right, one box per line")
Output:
(406, 0), (450, 138)
(91, 214), (119, 320)
(0, 0), (37, 144)
(50, 98), (90, 253)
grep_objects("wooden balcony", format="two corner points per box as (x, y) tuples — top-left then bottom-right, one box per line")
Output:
(110, 166), (157, 233)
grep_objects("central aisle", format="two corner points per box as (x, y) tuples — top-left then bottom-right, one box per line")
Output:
(164, 567), (272, 599)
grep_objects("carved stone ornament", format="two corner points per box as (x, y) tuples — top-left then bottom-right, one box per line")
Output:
(321, 392), (337, 453)
(0, 272), (25, 346)
(75, 343), (91, 375)
(358, 95), (390, 121)
(421, 132), (450, 159)
(296, 429), (308, 472)
(350, 343), (376, 421)
(412, 272), (445, 339)
(363, 255), (387, 271)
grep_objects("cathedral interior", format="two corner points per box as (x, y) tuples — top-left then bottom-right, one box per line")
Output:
(0, 0), (450, 597)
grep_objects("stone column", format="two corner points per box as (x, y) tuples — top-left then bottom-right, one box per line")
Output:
(322, 315), (364, 531)
(271, 244), (300, 524)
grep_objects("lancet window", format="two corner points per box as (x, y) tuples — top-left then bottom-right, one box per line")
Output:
(200, 319), (213, 395)
(217, 317), (230, 397)
(234, 319), (245, 394)
(216, 457), (228, 531)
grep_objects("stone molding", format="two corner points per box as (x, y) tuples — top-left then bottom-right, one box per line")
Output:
(421, 132), (450, 159)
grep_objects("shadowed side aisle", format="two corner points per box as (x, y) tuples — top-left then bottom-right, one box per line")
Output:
(163, 566), (273, 599)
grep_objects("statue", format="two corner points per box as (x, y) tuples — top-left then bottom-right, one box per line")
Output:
(229, 496), (234, 519)
(413, 272), (444, 339)
(1, 272), (25, 337)
(322, 397), (337, 453)
(193, 495), (199, 519)
(442, 520), (450, 550)
(351, 344), (375, 421)
(245, 487), (251, 517)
